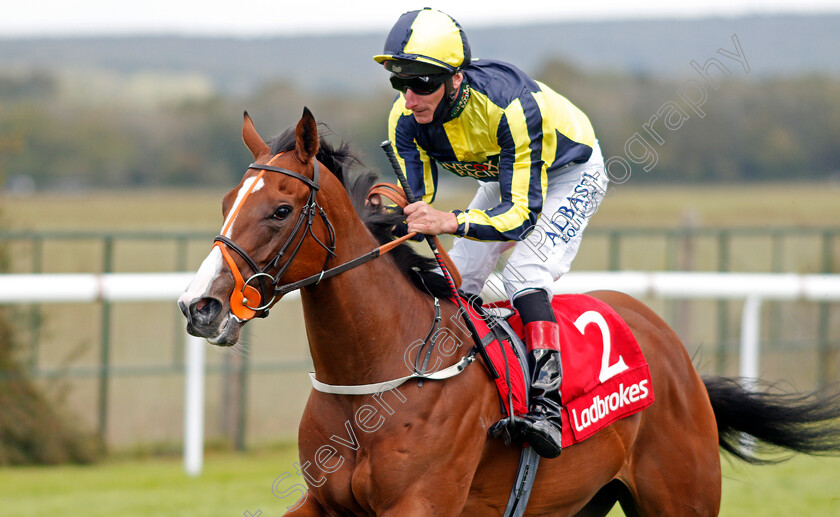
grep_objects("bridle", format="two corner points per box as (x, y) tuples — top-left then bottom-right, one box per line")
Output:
(212, 154), (424, 322)
(211, 150), (494, 416)
(213, 154), (336, 321)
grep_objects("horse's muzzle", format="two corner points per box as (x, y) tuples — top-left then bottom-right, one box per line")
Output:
(179, 296), (228, 340)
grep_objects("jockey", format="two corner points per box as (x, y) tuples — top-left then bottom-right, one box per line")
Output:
(374, 8), (607, 458)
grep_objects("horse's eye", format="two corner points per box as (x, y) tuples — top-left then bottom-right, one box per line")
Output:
(273, 205), (293, 220)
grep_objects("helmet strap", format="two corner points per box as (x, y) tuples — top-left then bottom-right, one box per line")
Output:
(427, 74), (455, 125)
(442, 74), (470, 123)
(444, 75), (457, 102)
(428, 73), (469, 125)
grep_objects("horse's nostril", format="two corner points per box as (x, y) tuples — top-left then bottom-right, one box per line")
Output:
(190, 298), (222, 325)
(194, 298), (210, 313)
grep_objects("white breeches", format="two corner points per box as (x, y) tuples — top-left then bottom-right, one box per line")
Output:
(449, 141), (608, 302)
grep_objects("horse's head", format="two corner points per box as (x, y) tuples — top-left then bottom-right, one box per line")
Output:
(178, 108), (337, 345)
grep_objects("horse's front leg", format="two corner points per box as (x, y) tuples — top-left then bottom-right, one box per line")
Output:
(355, 435), (480, 516)
(378, 500), (440, 517)
(377, 489), (467, 517)
(281, 494), (328, 517)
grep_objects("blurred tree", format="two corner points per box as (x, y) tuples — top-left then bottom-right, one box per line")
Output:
(0, 177), (101, 464)
(1, 65), (839, 190)
(536, 60), (840, 184)
(0, 318), (103, 464)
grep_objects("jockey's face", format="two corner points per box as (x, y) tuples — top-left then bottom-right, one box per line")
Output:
(404, 73), (463, 124)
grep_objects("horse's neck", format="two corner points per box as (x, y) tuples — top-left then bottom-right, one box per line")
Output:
(299, 195), (438, 386)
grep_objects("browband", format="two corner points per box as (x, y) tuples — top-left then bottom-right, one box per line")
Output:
(248, 161), (320, 190)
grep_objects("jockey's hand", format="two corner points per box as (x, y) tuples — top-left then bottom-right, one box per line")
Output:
(404, 201), (458, 235)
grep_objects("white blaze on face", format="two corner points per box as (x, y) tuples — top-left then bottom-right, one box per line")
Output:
(179, 246), (224, 305)
(222, 176), (266, 238)
(179, 175), (266, 304)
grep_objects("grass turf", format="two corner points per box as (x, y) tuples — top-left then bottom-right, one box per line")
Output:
(2, 446), (839, 516)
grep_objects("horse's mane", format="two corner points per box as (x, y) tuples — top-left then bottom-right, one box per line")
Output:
(269, 126), (452, 299)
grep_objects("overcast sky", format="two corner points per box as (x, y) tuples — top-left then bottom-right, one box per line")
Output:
(1, 0), (839, 38)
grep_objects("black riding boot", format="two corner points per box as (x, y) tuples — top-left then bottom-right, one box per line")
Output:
(488, 290), (564, 459)
(516, 332), (564, 458)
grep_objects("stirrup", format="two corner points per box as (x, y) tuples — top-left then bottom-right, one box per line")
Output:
(488, 416), (522, 447)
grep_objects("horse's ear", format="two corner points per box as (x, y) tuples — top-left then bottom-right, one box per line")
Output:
(242, 111), (270, 160)
(294, 107), (319, 164)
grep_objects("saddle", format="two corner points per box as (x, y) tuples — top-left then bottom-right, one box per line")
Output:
(463, 294), (652, 517)
(466, 293), (655, 447)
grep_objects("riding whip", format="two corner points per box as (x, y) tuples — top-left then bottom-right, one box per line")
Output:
(380, 140), (499, 380)
(379, 140), (462, 296)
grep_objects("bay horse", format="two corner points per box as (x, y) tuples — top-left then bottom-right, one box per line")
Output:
(178, 109), (840, 516)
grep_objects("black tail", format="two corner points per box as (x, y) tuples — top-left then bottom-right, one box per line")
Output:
(703, 376), (840, 464)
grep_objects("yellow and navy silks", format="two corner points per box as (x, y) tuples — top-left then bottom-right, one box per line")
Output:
(373, 8), (470, 72)
(387, 59), (596, 242)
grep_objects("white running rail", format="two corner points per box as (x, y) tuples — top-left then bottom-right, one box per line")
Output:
(2, 271), (839, 475)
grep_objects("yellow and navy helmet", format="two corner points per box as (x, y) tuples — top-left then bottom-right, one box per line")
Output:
(373, 8), (471, 75)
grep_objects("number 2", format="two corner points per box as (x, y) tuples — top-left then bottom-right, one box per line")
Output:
(574, 310), (628, 383)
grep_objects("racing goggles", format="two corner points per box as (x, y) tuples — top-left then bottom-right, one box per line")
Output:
(389, 73), (450, 95)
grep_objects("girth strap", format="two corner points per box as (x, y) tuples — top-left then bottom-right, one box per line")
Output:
(504, 447), (541, 517)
